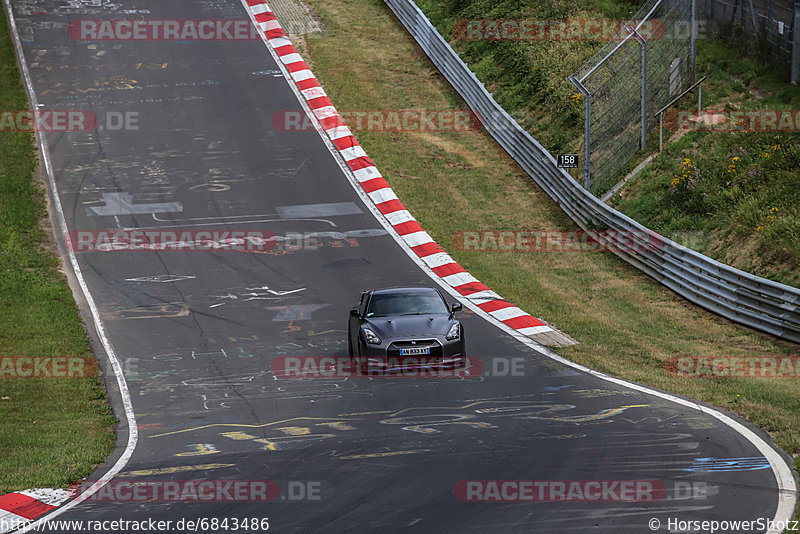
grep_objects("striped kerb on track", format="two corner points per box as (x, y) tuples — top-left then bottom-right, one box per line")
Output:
(245, 0), (574, 347)
(0, 489), (70, 532)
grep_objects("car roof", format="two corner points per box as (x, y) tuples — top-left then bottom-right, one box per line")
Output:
(369, 286), (441, 296)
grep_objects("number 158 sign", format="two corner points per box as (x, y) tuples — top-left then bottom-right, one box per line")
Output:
(557, 154), (578, 168)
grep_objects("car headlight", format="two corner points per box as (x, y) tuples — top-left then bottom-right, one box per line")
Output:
(446, 323), (460, 340)
(362, 328), (381, 345)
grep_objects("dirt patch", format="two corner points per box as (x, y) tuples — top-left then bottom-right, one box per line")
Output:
(408, 131), (487, 169)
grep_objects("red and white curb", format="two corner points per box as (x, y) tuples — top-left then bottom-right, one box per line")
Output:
(0, 489), (69, 532)
(244, 0), (573, 346)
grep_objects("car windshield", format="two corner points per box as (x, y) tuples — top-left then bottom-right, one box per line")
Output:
(366, 292), (449, 317)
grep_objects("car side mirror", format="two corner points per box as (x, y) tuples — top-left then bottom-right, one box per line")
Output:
(451, 301), (462, 313)
(350, 307), (361, 318)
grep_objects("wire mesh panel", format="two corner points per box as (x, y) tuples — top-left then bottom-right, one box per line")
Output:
(571, 0), (695, 196)
(702, 0), (795, 64)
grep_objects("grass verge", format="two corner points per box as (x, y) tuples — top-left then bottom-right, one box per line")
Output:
(299, 0), (800, 498)
(0, 7), (115, 492)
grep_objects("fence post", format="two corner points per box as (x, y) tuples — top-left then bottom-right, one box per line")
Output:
(793, 0), (800, 84)
(698, 80), (703, 115)
(569, 76), (592, 190)
(585, 91), (592, 190)
(691, 0), (697, 82)
(628, 26), (648, 151)
(642, 39), (647, 151)
(739, 0), (746, 29)
(747, 0), (758, 36)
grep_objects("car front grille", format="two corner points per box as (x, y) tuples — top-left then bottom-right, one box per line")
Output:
(387, 339), (443, 358)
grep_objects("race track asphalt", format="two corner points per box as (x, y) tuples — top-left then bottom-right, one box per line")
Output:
(4, 0), (791, 531)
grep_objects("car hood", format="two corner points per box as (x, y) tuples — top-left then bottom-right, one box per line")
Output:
(363, 315), (455, 339)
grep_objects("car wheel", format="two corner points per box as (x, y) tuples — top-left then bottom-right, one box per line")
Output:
(355, 339), (367, 375)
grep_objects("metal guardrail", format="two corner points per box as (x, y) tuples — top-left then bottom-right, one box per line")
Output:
(384, 0), (800, 343)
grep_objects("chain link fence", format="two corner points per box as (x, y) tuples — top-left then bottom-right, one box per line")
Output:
(569, 0), (696, 197)
(701, 0), (799, 75)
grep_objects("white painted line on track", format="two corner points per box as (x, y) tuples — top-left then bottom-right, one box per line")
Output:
(0, 0), (138, 530)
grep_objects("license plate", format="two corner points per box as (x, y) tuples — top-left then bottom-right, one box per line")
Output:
(400, 347), (430, 356)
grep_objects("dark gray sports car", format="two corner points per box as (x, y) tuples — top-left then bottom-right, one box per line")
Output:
(348, 286), (465, 373)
